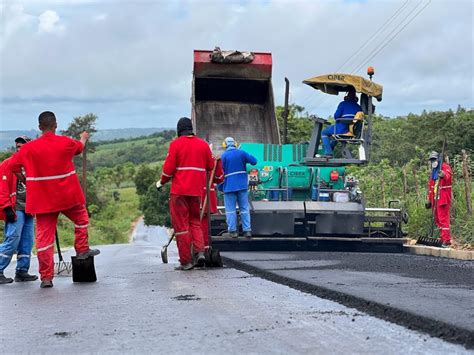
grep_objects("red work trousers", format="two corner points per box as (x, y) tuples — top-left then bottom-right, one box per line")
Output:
(169, 194), (204, 265)
(36, 204), (90, 281)
(435, 203), (451, 244)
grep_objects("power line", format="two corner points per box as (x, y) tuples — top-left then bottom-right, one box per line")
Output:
(352, 0), (432, 74)
(302, 1), (415, 112)
(336, 0), (411, 73)
(301, 0), (432, 114)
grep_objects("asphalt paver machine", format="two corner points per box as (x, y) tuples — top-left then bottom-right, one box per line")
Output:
(192, 48), (407, 252)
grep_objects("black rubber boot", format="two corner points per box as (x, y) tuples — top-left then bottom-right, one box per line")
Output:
(0, 274), (13, 284)
(15, 272), (39, 282)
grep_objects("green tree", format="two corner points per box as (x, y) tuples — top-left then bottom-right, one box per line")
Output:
(276, 104), (313, 144)
(61, 113), (98, 152)
(134, 164), (160, 196)
(61, 113), (98, 206)
(141, 183), (171, 227)
(110, 165), (124, 188)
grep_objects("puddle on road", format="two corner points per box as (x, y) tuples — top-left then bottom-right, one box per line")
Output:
(172, 294), (201, 301)
(53, 331), (73, 338)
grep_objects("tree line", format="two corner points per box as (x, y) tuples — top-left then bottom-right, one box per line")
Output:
(2, 107), (471, 246)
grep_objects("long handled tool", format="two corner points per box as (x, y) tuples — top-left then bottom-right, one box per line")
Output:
(54, 229), (73, 276)
(200, 159), (218, 221)
(202, 159), (223, 267)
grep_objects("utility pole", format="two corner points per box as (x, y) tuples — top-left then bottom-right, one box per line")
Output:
(283, 77), (290, 144)
(462, 149), (472, 215)
(82, 142), (87, 199)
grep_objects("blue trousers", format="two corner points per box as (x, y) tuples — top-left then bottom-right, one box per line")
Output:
(0, 211), (34, 274)
(321, 125), (338, 155)
(224, 190), (251, 232)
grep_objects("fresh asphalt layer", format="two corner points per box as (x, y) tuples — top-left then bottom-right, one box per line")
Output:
(222, 250), (474, 349)
(0, 221), (471, 354)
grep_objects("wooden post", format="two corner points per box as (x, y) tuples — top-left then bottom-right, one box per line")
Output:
(462, 149), (472, 215)
(402, 165), (408, 198)
(82, 142), (87, 199)
(412, 165), (420, 199)
(381, 171), (386, 207)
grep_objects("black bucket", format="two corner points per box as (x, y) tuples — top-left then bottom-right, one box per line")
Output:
(71, 256), (97, 282)
(204, 247), (223, 268)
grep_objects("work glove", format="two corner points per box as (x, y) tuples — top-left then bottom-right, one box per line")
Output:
(156, 181), (164, 191)
(425, 201), (432, 209)
(4, 207), (16, 223)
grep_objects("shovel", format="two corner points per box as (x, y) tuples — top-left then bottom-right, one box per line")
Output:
(160, 231), (175, 264)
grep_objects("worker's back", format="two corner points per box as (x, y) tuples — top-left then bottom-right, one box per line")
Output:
(11, 132), (85, 214)
(221, 147), (257, 193)
(164, 135), (214, 196)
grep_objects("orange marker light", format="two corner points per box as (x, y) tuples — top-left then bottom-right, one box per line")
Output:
(367, 66), (375, 76)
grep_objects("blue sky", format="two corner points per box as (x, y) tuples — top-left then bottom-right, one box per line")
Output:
(0, 0), (472, 131)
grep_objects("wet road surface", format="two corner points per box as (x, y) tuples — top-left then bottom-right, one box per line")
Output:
(0, 220), (471, 354)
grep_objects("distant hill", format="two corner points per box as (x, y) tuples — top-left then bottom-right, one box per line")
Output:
(0, 128), (169, 151)
(93, 128), (168, 142)
(89, 130), (175, 169)
(0, 130), (40, 151)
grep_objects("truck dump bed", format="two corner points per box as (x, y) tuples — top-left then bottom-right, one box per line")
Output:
(192, 50), (280, 149)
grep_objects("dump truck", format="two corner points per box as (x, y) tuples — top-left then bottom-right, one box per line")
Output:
(192, 49), (280, 149)
(192, 48), (407, 252)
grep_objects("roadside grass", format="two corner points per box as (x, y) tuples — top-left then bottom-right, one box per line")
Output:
(57, 186), (141, 247)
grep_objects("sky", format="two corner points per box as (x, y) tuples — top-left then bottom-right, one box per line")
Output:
(0, 0), (473, 131)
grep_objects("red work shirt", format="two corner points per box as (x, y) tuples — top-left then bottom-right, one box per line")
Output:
(0, 158), (17, 220)
(428, 162), (452, 207)
(160, 135), (214, 197)
(200, 158), (224, 214)
(8, 132), (85, 214)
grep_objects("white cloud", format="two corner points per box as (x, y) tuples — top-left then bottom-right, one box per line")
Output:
(93, 13), (107, 21)
(0, 4), (35, 48)
(38, 10), (64, 34)
(0, 0), (472, 130)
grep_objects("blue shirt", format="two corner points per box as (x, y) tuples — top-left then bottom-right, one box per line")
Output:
(333, 100), (362, 134)
(221, 147), (257, 193)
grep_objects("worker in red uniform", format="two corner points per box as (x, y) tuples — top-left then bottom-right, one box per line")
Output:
(425, 151), (452, 247)
(8, 111), (100, 288)
(156, 117), (215, 270)
(200, 155), (224, 247)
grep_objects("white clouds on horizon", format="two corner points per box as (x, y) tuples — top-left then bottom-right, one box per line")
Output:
(0, 0), (473, 130)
